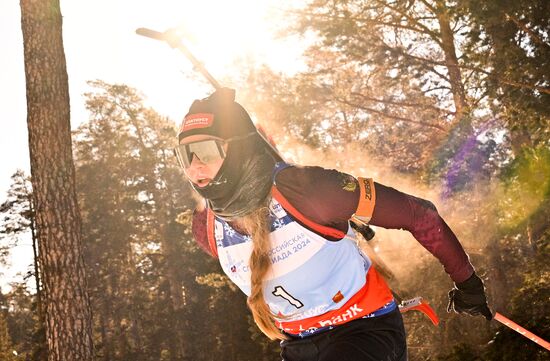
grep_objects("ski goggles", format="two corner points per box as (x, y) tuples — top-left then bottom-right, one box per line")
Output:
(173, 131), (258, 169)
(174, 139), (226, 168)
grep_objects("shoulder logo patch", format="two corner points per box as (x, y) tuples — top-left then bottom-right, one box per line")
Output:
(340, 174), (357, 192)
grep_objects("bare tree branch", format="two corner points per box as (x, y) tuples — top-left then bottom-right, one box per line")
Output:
(335, 97), (448, 131)
(393, 50), (550, 95)
(373, 0), (443, 47)
(349, 91), (453, 114)
(504, 13), (550, 49)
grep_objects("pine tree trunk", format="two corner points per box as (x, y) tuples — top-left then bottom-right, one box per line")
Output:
(436, 3), (467, 122)
(20, 1), (95, 360)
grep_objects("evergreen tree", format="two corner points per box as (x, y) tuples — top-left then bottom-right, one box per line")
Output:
(459, 0), (550, 153)
(0, 171), (47, 360)
(0, 170), (43, 315)
(0, 308), (18, 361)
(0, 171), (33, 242)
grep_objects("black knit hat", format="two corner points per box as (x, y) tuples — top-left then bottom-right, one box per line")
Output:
(177, 88), (257, 143)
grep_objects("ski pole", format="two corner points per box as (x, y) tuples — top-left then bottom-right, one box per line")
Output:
(494, 312), (550, 351)
(136, 27), (222, 90)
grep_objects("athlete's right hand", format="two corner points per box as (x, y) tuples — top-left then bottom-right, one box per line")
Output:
(447, 272), (492, 320)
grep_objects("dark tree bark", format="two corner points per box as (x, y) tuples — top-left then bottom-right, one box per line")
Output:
(435, 2), (467, 121)
(20, 0), (95, 360)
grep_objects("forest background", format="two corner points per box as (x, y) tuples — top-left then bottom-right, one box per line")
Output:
(1, 0), (549, 360)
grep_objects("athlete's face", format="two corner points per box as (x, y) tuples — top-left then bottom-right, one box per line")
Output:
(178, 134), (228, 188)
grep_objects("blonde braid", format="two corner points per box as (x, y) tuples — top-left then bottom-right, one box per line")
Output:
(238, 203), (287, 340)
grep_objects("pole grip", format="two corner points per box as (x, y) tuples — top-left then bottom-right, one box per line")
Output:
(135, 28), (165, 41)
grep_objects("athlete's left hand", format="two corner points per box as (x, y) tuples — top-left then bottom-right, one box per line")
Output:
(447, 272), (493, 320)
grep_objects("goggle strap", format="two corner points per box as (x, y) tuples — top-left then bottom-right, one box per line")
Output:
(216, 141), (226, 158)
(225, 131), (258, 143)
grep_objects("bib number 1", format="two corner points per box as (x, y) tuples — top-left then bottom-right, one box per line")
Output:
(272, 286), (303, 309)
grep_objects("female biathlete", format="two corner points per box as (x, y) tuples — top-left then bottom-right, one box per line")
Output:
(174, 88), (492, 361)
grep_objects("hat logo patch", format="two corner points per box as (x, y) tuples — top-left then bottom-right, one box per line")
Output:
(180, 113), (214, 132)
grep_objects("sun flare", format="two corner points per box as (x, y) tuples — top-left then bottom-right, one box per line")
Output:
(128, 0), (305, 122)
(139, 0), (294, 81)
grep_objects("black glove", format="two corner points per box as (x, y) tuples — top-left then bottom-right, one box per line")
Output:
(447, 273), (493, 320)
